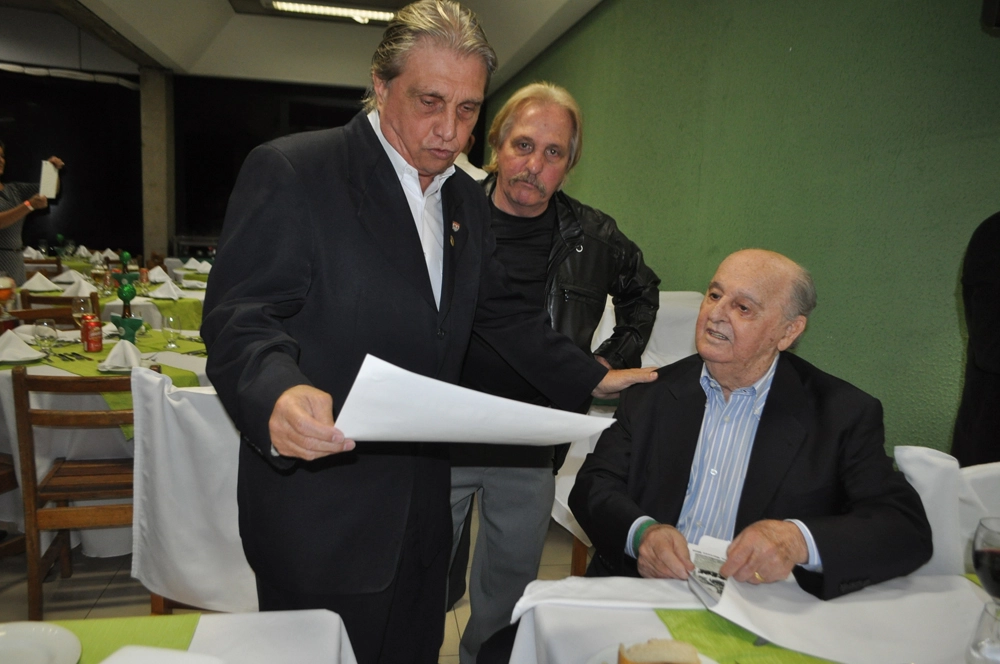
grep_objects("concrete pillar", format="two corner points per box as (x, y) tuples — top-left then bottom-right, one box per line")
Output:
(139, 67), (174, 261)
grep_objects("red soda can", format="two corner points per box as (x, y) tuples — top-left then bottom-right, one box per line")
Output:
(82, 315), (103, 352)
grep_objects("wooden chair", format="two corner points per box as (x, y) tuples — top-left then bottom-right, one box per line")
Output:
(0, 453), (26, 558)
(24, 256), (62, 277)
(8, 307), (75, 326)
(20, 291), (101, 318)
(147, 252), (166, 272)
(571, 537), (589, 576)
(12, 365), (149, 620)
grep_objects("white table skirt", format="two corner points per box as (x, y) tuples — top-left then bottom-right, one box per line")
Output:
(101, 291), (205, 330)
(188, 609), (357, 664)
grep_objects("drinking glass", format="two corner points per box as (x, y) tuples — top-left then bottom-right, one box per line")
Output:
(33, 319), (57, 357)
(975, 518), (1000, 599)
(967, 600), (1000, 663)
(71, 297), (89, 329)
(37, 239), (48, 255)
(163, 315), (180, 350)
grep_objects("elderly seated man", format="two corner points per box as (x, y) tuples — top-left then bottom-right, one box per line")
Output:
(570, 249), (932, 599)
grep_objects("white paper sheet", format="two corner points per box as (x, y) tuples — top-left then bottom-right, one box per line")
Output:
(709, 574), (986, 664)
(335, 354), (615, 444)
(39, 160), (58, 198)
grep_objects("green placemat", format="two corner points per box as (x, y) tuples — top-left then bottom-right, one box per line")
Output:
(657, 609), (835, 664)
(148, 298), (203, 331)
(53, 614), (200, 664)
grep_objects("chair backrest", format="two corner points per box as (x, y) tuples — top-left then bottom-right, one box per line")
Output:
(147, 252), (166, 272)
(8, 307), (75, 325)
(24, 257), (62, 274)
(12, 366), (135, 507)
(20, 291), (100, 317)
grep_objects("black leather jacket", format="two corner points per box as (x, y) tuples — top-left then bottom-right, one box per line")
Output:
(483, 174), (661, 370)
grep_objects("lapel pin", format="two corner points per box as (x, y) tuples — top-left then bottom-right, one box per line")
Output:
(452, 221), (461, 233)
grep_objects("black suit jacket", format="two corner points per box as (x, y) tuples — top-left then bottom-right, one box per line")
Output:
(203, 112), (606, 595)
(569, 352), (932, 599)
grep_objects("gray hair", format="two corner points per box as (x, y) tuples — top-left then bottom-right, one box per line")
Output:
(786, 265), (817, 320)
(485, 82), (583, 174)
(362, 0), (497, 112)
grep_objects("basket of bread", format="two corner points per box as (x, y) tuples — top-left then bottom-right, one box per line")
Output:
(617, 638), (700, 664)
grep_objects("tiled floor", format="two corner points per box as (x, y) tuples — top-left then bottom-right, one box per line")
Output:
(0, 510), (582, 662)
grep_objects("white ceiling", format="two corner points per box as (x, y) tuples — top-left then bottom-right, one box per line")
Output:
(75, 0), (603, 92)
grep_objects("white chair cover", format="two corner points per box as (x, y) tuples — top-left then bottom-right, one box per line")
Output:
(131, 368), (258, 612)
(894, 445), (987, 574)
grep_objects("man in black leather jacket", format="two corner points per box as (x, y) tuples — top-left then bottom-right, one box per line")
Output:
(448, 82), (660, 664)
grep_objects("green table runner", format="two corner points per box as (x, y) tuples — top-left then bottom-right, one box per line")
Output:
(173, 269), (209, 283)
(53, 614), (199, 664)
(658, 609), (834, 664)
(99, 294), (204, 332)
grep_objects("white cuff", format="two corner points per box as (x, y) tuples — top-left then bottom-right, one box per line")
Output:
(786, 518), (823, 572)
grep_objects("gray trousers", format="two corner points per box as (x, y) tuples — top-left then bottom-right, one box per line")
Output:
(450, 464), (555, 664)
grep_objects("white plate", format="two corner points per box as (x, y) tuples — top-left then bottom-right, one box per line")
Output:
(0, 621), (82, 664)
(585, 643), (719, 664)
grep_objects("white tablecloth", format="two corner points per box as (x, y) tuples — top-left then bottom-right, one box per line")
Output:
(188, 609), (357, 664)
(101, 291), (205, 330)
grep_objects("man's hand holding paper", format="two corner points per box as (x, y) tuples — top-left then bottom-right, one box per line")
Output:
(269, 384), (355, 460)
(719, 519), (808, 584)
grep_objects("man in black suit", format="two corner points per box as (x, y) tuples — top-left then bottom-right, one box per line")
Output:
(570, 249), (932, 600)
(202, 2), (654, 663)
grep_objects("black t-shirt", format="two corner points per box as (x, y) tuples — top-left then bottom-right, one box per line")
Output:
(460, 195), (557, 405)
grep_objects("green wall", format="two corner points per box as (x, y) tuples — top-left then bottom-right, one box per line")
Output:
(487, 0), (1000, 454)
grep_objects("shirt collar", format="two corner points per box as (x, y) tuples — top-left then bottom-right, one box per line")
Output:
(368, 109), (454, 195)
(700, 354), (780, 416)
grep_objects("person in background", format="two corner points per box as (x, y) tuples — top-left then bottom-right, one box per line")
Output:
(952, 210), (1000, 466)
(449, 82), (660, 664)
(0, 140), (63, 284)
(201, 3), (655, 663)
(454, 134), (488, 181)
(570, 249), (932, 600)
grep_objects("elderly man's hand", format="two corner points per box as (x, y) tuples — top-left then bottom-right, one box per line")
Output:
(592, 367), (657, 399)
(637, 524), (695, 580)
(719, 520), (808, 584)
(269, 385), (355, 460)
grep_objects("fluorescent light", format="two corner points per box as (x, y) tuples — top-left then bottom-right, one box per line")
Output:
(270, 2), (394, 24)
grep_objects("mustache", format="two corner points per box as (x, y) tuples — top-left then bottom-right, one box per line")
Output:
(508, 172), (547, 198)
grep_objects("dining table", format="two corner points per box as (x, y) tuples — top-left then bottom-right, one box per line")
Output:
(1, 608), (357, 663)
(0, 329), (209, 557)
(509, 574), (989, 664)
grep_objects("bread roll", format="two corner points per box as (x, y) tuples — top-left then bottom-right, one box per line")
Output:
(617, 638), (700, 664)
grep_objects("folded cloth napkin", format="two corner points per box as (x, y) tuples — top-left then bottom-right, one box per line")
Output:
(196, 261), (213, 274)
(103, 321), (118, 336)
(147, 265), (170, 283)
(75, 244), (91, 258)
(150, 280), (184, 300)
(0, 329), (45, 362)
(52, 269), (86, 284)
(99, 645), (224, 664)
(14, 325), (81, 343)
(181, 279), (208, 289)
(90, 252), (105, 265)
(20, 272), (63, 292)
(102, 248), (119, 259)
(62, 279), (98, 297)
(98, 340), (143, 372)
(510, 576), (703, 622)
(183, 257), (202, 269)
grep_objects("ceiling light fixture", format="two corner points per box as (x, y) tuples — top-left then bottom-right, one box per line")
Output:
(269, 2), (395, 24)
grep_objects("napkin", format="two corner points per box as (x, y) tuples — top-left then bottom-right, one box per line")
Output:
(20, 272), (63, 292)
(90, 251), (105, 265)
(181, 279), (208, 289)
(147, 265), (170, 283)
(75, 244), (91, 258)
(102, 248), (119, 259)
(99, 646), (224, 664)
(52, 269), (86, 284)
(98, 340), (143, 371)
(22, 246), (44, 259)
(196, 261), (212, 274)
(62, 279), (98, 297)
(183, 257), (202, 269)
(150, 280), (185, 300)
(0, 329), (45, 362)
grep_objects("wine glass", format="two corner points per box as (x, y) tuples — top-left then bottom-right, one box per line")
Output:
(0, 272), (15, 317)
(33, 319), (57, 357)
(163, 315), (180, 350)
(975, 518), (1000, 599)
(71, 297), (89, 329)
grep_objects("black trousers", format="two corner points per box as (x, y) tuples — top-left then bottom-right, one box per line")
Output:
(256, 509), (450, 664)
